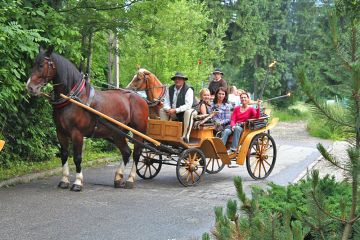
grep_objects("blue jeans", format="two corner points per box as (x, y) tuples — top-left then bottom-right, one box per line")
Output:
(231, 125), (244, 150)
(221, 125), (244, 151)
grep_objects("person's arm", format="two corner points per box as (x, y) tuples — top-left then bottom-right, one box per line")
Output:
(199, 103), (207, 115)
(176, 88), (194, 113)
(221, 104), (231, 126)
(163, 87), (171, 110)
(230, 106), (239, 128)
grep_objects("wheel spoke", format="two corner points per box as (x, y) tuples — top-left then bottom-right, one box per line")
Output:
(137, 163), (146, 171)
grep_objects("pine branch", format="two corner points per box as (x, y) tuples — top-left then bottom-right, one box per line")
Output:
(317, 143), (350, 171)
(297, 68), (352, 127)
(310, 190), (346, 224)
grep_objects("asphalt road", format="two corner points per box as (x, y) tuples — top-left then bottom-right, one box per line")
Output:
(0, 121), (331, 240)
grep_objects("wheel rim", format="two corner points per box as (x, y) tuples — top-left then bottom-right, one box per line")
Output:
(246, 133), (276, 179)
(176, 148), (205, 186)
(205, 158), (225, 174)
(136, 149), (162, 179)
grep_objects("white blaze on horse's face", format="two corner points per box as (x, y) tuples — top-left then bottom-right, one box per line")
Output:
(26, 76), (42, 96)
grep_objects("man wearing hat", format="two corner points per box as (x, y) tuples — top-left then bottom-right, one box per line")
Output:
(160, 72), (195, 122)
(160, 72), (196, 143)
(208, 68), (227, 98)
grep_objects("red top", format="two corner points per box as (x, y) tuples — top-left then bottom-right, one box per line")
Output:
(230, 106), (260, 127)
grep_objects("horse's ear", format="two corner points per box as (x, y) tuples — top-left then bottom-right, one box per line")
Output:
(45, 45), (54, 57)
(39, 45), (46, 53)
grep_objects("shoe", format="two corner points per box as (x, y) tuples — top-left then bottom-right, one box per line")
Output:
(227, 149), (235, 154)
(182, 137), (189, 143)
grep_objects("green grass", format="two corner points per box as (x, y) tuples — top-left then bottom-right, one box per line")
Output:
(0, 141), (119, 182)
(270, 102), (310, 122)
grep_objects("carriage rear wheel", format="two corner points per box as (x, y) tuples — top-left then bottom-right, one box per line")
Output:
(176, 148), (206, 187)
(205, 158), (225, 174)
(136, 148), (162, 179)
(246, 133), (276, 180)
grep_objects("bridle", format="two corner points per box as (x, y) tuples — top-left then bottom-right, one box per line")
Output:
(40, 56), (57, 84)
(139, 72), (166, 107)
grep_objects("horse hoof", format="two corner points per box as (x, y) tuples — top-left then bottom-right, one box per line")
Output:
(58, 181), (70, 189)
(114, 180), (125, 188)
(70, 184), (82, 192)
(125, 181), (135, 189)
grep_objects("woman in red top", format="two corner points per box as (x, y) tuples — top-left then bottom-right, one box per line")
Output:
(223, 92), (261, 152)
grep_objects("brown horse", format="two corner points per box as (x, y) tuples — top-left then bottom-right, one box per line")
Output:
(26, 46), (149, 191)
(127, 68), (166, 119)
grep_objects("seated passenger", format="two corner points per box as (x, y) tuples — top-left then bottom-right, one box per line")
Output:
(222, 92), (261, 152)
(159, 72), (196, 142)
(228, 85), (241, 108)
(212, 87), (231, 133)
(182, 88), (212, 143)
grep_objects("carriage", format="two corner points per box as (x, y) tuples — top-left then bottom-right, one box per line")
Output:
(136, 113), (278, 186)
(26, 48), (278, 190)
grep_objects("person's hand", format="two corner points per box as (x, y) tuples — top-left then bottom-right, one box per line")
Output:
(166, 108), (177, 115)
(231, 126), (235, 131)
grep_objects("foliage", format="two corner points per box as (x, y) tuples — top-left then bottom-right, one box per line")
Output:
(119, 0), (226, 91)
(205, 175), (356, 240)
(297, 1), (360, 238)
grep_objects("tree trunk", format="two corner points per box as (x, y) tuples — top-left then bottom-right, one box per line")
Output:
(115, 36), (119, 88)
(85, 31), (93, 77)
(79, 33), (87, 73)
(108, 31), (114, 85)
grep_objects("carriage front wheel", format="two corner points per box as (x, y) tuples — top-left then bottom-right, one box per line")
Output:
(176, 148), (206, 187)
(136, 148), (162, 179)
(246, 133), (276, 180)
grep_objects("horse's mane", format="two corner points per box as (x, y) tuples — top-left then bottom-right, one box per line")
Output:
(50, 53), (83, 92)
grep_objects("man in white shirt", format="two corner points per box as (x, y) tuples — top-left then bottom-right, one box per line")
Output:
(160, 72), (195, 143)
(160, 72), (194, 121)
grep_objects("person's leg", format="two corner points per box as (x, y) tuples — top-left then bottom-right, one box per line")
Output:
(231, 125), (243, 151)
(182, 109), (197, 142)
(221, 128), (232, 145)
(159, 108), (169, 120)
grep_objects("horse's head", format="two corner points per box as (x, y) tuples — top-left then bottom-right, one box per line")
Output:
(27, 46), (57, 96)
(127, 68), (151, 91)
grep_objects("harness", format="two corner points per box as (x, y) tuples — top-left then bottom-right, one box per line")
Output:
(141, 73), (166, 107)
(41, 57), (95, 109)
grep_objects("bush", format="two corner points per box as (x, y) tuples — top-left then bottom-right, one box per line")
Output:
(205, 175), (356, 240)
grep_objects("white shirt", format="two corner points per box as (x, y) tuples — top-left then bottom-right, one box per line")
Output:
(163, 85), (194, 113)
(228, 94), (241, 107)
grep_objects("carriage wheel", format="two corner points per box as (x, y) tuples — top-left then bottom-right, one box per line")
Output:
(136, 148), (162, 179)
(205, 158), (225, 174)
(176, 148), (206, 187)
(246, 133), (276, 180)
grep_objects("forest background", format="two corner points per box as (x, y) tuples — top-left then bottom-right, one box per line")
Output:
(0, 0), (357, 167)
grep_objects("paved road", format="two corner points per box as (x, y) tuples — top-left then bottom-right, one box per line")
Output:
(0, 121), (331, 240)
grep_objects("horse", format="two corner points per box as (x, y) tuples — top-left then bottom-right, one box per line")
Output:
(26, 46), (149, 191)
(127, 68), (166, 119)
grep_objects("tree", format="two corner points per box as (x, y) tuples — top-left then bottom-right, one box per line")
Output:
(298, 2), (360, 238)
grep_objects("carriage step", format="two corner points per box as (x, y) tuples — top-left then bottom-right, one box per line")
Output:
(227, 164), (239, 168)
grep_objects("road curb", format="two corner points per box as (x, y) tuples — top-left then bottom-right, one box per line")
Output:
(292, 143), (334, 183)
(0, 157), (116, 188)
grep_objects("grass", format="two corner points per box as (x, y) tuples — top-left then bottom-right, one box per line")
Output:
(270, 102), (348, 140)
(0, 140), (119, 182)
(270, 102), (310, 122)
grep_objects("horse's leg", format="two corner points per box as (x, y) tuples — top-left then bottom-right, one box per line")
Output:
(113, 136), (132, 188)
(124, 139), (143, 189)
(70, 131), (84, 192)
(57, 130), (70, 189)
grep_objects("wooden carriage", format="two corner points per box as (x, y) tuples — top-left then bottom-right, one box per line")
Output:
(136, 113), (279, 186)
